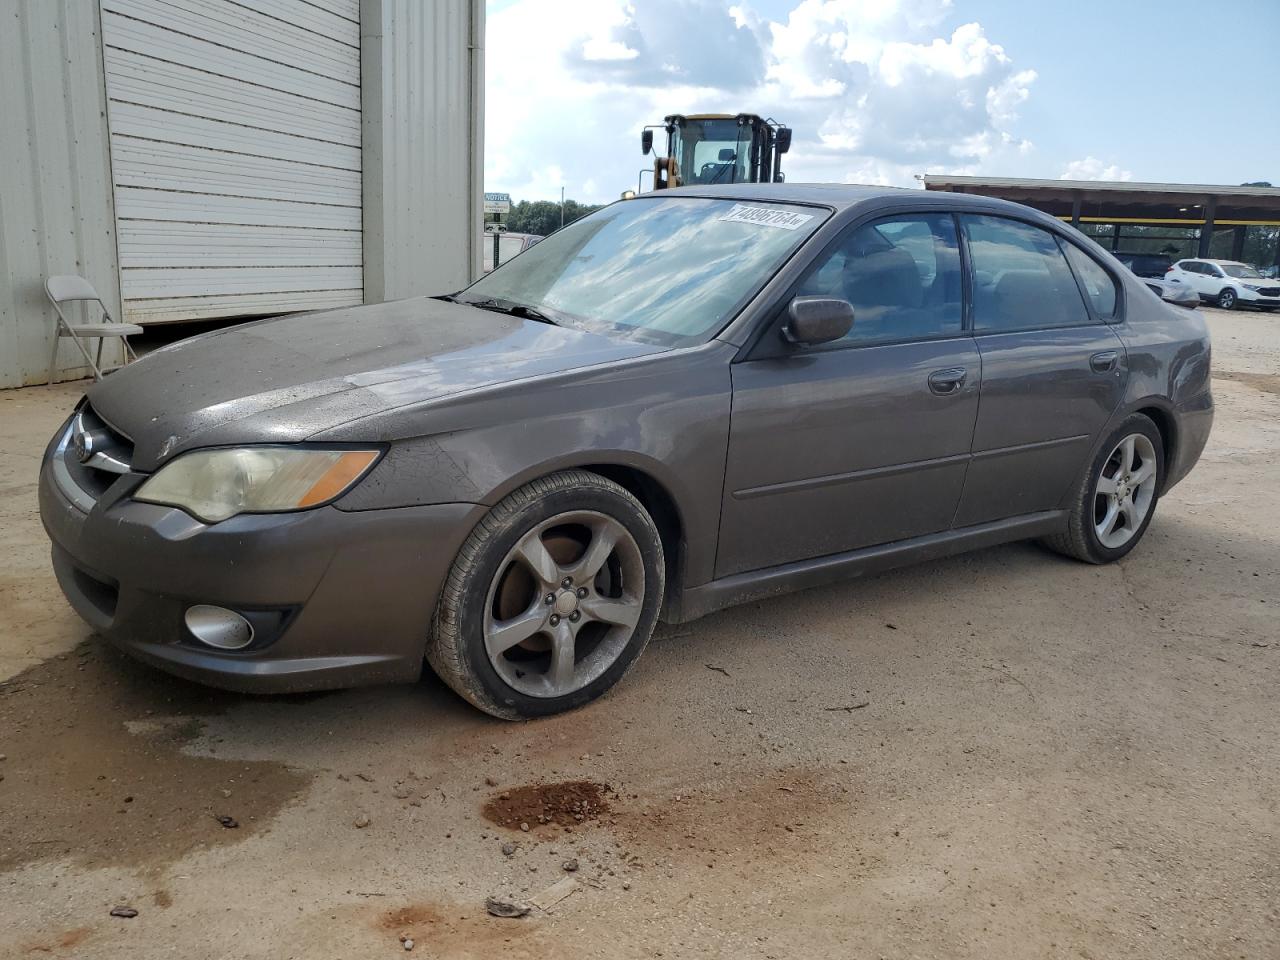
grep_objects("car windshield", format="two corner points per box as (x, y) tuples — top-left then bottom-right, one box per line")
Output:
(1221, 263), (1262, 279)
(460, 196), (827, 346)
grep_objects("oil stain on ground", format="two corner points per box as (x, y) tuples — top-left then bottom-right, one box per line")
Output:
(1215, 370), (1280, 396)
(370, 900), (542, 958)
(0, 642), (311, 873)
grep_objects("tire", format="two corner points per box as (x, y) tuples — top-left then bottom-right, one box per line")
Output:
(1217, 287), (1238, 310)
(427, 470), (665, 719)
(1041, 413), (1165, 564)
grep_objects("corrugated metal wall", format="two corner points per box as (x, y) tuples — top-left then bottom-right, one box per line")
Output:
(2, 0), (482, 388)
(0, 0), (123, 387)
(361, 0), (484, 301)
(100, 0), (365, 323)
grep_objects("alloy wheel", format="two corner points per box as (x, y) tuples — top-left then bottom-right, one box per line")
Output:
(483, 510), (645, 698)
(1219, 289), (1236, 309)
(1093, 434), (1158, 549)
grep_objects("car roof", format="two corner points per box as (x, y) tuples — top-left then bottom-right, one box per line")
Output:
(660, 182), (913, 208)
(1198, 258), (1248, 266)
(658, 182), (1062, 222)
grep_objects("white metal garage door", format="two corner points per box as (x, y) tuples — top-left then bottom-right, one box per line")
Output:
(100, 0), (363, 324)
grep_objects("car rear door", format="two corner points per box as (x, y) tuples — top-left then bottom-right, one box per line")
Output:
(716, 212), (980, 577)
(951, 215), (1128, 526)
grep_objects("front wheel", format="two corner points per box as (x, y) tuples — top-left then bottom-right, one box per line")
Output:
(427, 470), (665, 719)
(1217, 287), (1238, 310)
(1041, 414), (1164, 564)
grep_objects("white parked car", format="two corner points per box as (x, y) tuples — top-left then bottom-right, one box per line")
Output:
(1165, 258), (1280, 311)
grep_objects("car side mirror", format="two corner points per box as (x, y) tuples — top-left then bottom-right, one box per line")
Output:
(775, 126), (793, 154)
(641, 129), (653, 155)
(783, 296), (854, 346)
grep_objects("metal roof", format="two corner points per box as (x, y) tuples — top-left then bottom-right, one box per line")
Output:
(923, 175), (1280, 200)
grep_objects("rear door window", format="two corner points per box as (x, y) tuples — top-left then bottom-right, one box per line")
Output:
(961, 215), (1093, 332)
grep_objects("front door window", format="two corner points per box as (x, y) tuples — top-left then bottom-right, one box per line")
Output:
(796, 213), (964, 346)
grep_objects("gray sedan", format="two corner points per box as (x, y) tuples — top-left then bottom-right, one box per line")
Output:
(39, 184), (1213, 719)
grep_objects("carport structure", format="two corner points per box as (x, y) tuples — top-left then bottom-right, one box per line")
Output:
(922, 176), (1280, 268)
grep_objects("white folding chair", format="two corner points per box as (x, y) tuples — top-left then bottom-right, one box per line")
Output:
(45, 275), (144, 383)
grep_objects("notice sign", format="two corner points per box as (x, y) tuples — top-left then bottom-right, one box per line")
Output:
(717, 204), (814, 230)
(484, 191), (511, 215)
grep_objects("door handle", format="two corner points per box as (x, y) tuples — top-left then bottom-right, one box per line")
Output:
(927, 366), (967, 395)
(1090, 350), (1118, 373)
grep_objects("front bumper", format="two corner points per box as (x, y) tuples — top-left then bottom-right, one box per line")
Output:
(1235, 286), (1280, 305)
(39, 427), (485, 694)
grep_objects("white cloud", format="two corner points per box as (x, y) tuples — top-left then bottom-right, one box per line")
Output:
(1060, 157), (1135, 181)
(581, 37), (639, 62)
(486, 0), (1040, 202)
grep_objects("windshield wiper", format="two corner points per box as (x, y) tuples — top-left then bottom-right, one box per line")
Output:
(460, 296), (561, 326)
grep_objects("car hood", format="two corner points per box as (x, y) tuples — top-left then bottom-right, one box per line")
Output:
(87, 297), (668, 471)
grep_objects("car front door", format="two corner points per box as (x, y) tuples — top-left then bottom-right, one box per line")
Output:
(1185, 261), (1215, 299)
(1201, 262), (1228, 299)
(951, 215), (1128, 526)
(716, 212), (981, 577)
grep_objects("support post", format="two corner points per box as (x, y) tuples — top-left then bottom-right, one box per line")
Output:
(1197, 197), (1217, 258)
(1070, 194), (1082, 229)
(1230, 225), (1246, 261)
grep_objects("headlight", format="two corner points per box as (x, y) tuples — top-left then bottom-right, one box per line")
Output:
(135, 447), (380, 523)
(1242, 283), (1261, 291)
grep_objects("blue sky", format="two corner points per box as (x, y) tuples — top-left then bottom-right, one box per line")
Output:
(485, 0), (1279, 203)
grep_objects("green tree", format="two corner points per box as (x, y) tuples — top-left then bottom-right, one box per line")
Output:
(1240, 181), (1273, 187)
(505, 198), (604, 236)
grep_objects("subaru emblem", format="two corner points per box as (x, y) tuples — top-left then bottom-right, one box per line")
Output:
(71, 416), (93, 464)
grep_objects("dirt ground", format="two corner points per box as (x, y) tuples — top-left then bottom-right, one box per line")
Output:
(1, 307), (1276, 959)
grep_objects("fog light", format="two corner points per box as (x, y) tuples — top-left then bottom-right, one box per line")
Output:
(184, 605), (254, 650)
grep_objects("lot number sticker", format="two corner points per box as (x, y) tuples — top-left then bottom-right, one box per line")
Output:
(718, 204), (814, 230)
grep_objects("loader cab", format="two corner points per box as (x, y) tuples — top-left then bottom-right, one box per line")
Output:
(642, 113), (791, 190)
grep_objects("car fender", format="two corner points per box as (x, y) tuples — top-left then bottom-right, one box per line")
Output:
(327, 344), (736, 587)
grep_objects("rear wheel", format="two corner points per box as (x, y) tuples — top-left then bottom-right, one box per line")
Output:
(427, 470), (664, 719)
(1042, 414), (1164, 564)
(1217, 287), (1238, 310)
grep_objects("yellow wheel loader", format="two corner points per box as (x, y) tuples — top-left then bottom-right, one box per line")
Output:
(641, 113), (792, 190)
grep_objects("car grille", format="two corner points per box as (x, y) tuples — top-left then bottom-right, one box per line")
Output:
(52, 404), (135, 510)
(1257, 287), (1280, 297)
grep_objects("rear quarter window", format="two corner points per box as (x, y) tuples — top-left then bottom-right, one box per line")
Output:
(1062, 243), (1120, 319)
(962, 215), (1093, 332)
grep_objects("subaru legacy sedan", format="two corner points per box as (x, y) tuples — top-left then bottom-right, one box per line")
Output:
(40, 185), (1213, 719)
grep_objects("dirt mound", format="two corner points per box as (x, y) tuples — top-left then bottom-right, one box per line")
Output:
(481, 780), (614, 831)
